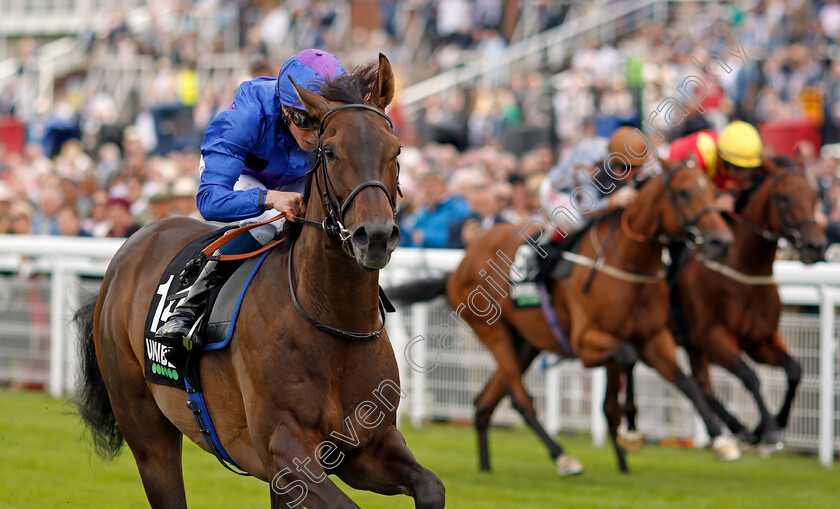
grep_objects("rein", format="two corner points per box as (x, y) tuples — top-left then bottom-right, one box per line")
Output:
(725, 171), (817, 249)
(287, 235), (387, 341)
(697, 171), (814, 287)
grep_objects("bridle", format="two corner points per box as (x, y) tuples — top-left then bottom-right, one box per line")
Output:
(290, 103), (400, 254)
(621, 165), (720, 246)
(287, 103), (399, 342)
(729, 171), (817, 249)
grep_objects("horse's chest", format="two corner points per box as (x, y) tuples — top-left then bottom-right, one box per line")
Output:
(725, 289), (780, 340)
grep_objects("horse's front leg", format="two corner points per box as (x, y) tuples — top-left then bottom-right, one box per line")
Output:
(744, 331), (801, 437)
(689, 348), (752, 442)
(339, 425), (445, 509)
(264, 424), (360, 509)
(474, 342), (541, 472)
(703, 326), (783, 451)
(638, 328), (740, 461)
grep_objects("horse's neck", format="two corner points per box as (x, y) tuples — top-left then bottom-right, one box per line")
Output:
(293, 209), (381, 332)
(729, 187), (778, 276)
(611, 181), (665, 273)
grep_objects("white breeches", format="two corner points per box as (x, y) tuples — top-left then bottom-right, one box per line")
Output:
(538, 177), (589, 236)
(234, 174), (304, 245)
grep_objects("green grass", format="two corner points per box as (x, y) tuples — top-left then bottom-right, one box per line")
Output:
(0, 390), (837, 508)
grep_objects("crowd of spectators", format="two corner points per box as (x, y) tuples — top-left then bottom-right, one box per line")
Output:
(5, 1), (840, 254)
(413, 1), (840, 251)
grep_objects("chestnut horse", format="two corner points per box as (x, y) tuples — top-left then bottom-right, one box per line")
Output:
(390, 161), (736, 474)
(73, 56), (444, 509)
(667, 156), (826, 451)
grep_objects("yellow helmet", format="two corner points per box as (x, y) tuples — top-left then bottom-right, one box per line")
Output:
(717, 120), (762, 168)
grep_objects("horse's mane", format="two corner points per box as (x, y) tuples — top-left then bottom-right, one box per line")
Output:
(320, 61), (378, 105)
(766, 154), (797, 171)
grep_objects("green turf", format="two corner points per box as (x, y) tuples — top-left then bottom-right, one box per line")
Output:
(0, 390), (837, 508)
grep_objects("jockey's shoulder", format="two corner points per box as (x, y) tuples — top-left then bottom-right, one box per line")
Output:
(547, 137), (607, 189)
(235, 77), (279, 103)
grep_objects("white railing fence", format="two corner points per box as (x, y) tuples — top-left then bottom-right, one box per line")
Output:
(0, 236), (836, 468)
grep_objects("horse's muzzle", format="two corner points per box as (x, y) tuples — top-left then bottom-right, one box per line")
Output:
(800, 239), (827, 265)
(351, 223), (401, 270)
(703, 233), (733, 261)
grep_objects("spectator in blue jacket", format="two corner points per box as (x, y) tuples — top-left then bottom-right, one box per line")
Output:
(399, 170), (470, 248)
(156, 49), (346, 346)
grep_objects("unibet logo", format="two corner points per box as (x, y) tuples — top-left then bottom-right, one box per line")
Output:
(152, 362), (179, 380)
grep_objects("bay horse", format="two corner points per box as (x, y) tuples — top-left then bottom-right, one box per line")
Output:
(666, 156), (826, 451)
(390, 160), (736, 474)
(73, 55), (445, 509)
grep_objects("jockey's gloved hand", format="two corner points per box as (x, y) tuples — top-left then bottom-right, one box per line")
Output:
(265, 190), (306, 216)
(714, 194), (735, 212)
(610, 186), (639, 208)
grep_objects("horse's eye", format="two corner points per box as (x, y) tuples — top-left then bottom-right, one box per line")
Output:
(677, 188), (691, 201)
(323, 148), (336, 161)
(778, 194), (792, 206)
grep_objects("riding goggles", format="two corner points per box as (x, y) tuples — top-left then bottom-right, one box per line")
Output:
(289, 108), (320, 131)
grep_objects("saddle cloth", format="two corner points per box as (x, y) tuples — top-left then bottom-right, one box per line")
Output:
(143, 228), (270, 389)
(508, 228), (586, 308)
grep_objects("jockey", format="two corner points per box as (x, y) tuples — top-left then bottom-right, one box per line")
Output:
(668, 120), (764, 211)
(534, 126), (652, 280)
(665, 120), (763, 288)
(155, 49), (347, 346)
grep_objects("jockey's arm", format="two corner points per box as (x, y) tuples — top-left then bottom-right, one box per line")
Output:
(711, 175), (741, 212)
(540, 170), (637, 221)
(198, 81), (303, 222)
(587, 185), (638, 219)
(197, 154), (266, 222)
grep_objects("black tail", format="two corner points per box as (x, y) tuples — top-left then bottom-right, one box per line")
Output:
(71, 295), (124, 460)
(385, 274), (450, 304)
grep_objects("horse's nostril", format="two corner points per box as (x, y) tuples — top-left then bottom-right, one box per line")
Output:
(352, 226), (369, 248)
(802, 242), (827, 262)
(707, 236), (731, 258)
(353, 224), (399, 251)
(388, 225), (401, 248)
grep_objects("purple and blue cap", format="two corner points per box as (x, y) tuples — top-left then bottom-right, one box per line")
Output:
(276, 49), (346, 108)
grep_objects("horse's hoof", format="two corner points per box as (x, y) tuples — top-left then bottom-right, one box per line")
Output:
(736, 430), (760, 446)
(758, 440), (784, 458)
(712, 436), (741, 461)
(556, 453), (584, 477)
(617, 426), (644, 454)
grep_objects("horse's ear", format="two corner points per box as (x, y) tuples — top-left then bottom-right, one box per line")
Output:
(762, 157), (781, 175)
(371, 53), (395, 110)
(289, 77), (330, 120)
(659, 157), (677, 173)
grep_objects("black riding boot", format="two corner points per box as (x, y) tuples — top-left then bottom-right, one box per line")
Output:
(155, 258), (235, 347)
